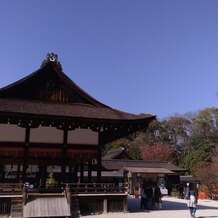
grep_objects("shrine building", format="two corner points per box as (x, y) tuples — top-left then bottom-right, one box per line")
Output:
(0, 53), (155, 187)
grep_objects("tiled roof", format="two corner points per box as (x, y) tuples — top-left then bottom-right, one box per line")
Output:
(180, 175), (197, 183)
(0, 98), (153, 121)
(0, 57), (155, 122)
(123, 167), (174, 174)
(103, 147), (124, 159)
(102, 159), (185, 172)
(102, 147), (134, 159)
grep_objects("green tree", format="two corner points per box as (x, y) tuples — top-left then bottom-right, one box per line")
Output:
(182, 137), (214, 173)
(192, 107), (218, 142)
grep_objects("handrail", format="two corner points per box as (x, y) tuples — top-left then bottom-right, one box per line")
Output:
(63, 182), (126, 194)
(0, 182), (128, 194)
(0, 183), (23, 193)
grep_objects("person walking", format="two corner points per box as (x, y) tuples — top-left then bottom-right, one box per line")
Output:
(187, 183), (198, 218)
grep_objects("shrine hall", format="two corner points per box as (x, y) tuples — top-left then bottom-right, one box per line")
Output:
(0, 53), (155, 188)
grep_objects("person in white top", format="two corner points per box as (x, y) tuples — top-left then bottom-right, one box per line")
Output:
(187, 185), (198, 218)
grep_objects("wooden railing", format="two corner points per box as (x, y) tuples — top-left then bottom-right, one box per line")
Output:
(0, 182), (128, 215)
(0, 198), (11, 214)
(0, 183), (23, 194)
(65, 183), (127, 194)
(0, 182), (128, 195)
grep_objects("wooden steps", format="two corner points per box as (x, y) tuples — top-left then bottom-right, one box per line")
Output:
(10, 197), (23, 218)
(23, 196), (71, 217)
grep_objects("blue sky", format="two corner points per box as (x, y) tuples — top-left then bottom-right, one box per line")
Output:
(0, 0), (217, 119)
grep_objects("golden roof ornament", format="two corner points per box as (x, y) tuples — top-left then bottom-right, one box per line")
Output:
(41, 53), (62, 69)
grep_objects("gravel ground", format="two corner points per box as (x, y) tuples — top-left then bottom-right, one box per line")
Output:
(0, 196), (217, 218)
(82, 196), (218, 218)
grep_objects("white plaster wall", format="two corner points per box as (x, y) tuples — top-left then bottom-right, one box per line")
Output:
(0, 124), (25, 142)
(30, 126), (63, 143)
(68, 128), (98, 145)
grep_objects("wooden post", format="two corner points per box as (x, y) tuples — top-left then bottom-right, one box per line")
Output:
(22, 127), (30, 183)
(61, 128), (68, 183)
(17, 163), (21, 182)
(80, 164), (84, 183)
(0, 165), (4, 182)
(73, 165), (78, 183)
(69, 165), (72, 183)
(22, 185), (27, 206)
(66, 184), (71, 207)
(103, 198), (108, 214)
(123, 195), (128, 212)
(97, 147), (102, 182)
(88, 161), (92, 182)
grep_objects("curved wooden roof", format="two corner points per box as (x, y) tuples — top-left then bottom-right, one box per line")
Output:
(0, 61), (107, 107)
(0, 56), (155, 122)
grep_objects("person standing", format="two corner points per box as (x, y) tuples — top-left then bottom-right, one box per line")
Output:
(179, 184), (184, 199)
(184, 183), (190, 199)
(140, 182), (147, 209)
(145, 181), (154, 210)
(153, 182), (162, 210)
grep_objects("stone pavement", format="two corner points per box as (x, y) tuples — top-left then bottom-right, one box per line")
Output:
(82, 196), (218, 218)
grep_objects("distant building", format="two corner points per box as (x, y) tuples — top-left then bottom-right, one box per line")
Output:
(101, 147), (186, 195)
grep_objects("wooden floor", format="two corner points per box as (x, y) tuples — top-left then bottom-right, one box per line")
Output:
(23, 197), (71, 217)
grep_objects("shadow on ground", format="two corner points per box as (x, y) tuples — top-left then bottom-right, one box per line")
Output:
(198, 216), (218, 218)
(127, 198), (218, 213)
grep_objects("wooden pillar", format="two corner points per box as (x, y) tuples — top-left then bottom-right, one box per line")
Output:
(123, 195), (128, 212)
(66, 184), (71, 208)
(68, 165), (72, 183)
(88, 161), (92, 182)
(123, 171), (128, 193)
(0, 165), (4, 182)
(80, 164), (84, 183)
(61, 128), (68, 183)
(97, 147), (102, 182)
(22, 185), (27, 206)
(38, 165), (47, 187)
(17, 164), (21, 182)
(103, 198), (108, 214)
(22, 127), (30, 183)
(73, 165), (78, 183)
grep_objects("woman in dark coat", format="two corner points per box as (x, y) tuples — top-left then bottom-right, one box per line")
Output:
(153, 182), (162, 210)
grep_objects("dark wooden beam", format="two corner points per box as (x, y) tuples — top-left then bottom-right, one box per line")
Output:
(0, 141), (99, 150)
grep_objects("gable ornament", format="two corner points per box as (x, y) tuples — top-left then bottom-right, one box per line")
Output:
(41, 52), (63, 69)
